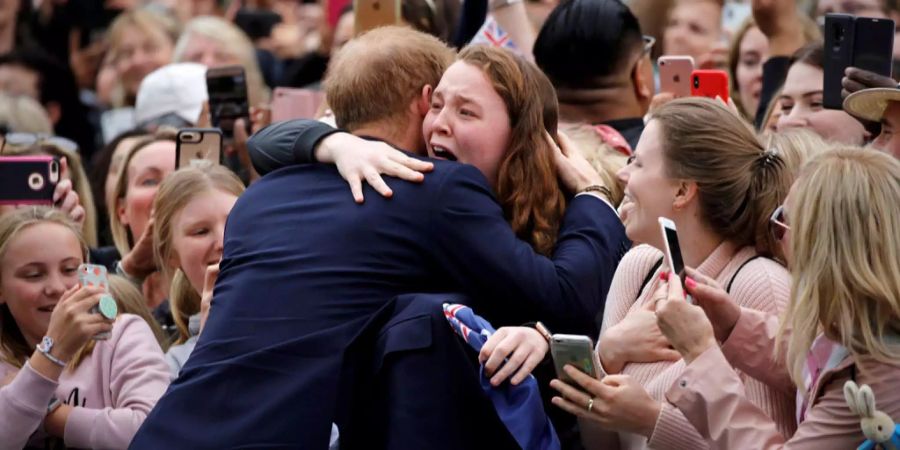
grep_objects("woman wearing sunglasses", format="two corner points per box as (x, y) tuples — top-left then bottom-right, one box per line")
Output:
(565, 147), (900, 449)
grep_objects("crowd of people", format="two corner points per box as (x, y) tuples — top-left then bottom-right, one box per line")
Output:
(0, 0), (899, 448)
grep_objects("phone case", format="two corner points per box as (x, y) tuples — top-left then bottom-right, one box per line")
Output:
(354, 0), (401, 35)
(0, 156), (59, 205)
(824, 14), (856, 109)
(659, 56), (695, 98)
(206, 66), (250, 139)
(550, 334), (598, 383)
(690, 69), (730, 103)
(78, 264), (118, 335)
(271, 88), (327, 122)
(853, 17), (895, 78)
(177, 128), (223, 168)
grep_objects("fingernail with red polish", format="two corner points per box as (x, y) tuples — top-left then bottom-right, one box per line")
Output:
(685, 277), (697, 290)
(659, 271), (669, 281)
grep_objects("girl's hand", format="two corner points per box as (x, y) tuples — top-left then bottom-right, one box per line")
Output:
(478, 327), (549, 386)
(52, 157), (86, 227)
(314, 133), (434, 203)
(550, 368), (661, 438)
(598, 299), (682, 374)
(45, 285), (114, 362)
(121, 218), (157, 280)
(548, 131), (606, 195)
(199, 263), (220, 333)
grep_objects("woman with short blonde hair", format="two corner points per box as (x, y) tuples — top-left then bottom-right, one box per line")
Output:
(173, 16), (270, 107)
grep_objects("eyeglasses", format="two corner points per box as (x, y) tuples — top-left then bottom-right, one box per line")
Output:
(642, 35), (656, 56)
(769, 205), (791, 241)
(0, 132), (79, 155)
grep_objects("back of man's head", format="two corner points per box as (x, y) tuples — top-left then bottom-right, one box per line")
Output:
(325, 26), (455, 132)
(533, 0), (643, 90)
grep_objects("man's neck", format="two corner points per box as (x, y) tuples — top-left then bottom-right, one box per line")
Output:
(556, 85), (645, 125)
(352, 121), (422, 155)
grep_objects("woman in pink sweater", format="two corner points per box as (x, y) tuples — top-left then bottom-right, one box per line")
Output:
(548, 98), (798, 449)
(0, 207), (170, 449)
(651, 147), (900, 449)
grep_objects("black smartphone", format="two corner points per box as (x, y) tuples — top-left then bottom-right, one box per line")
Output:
(206, 65), (250, 142)
(176, 128), (223, 168)
(824, 14), (895, 109)
(0, 156), (59, 205)
(824, 14), (856, 109)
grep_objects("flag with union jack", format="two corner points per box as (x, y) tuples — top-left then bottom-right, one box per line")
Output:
(442, 303), (561, 450)
(470, 15), (518, 51)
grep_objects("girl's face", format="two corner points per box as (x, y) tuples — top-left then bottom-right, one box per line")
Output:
(776, 62), (869, 145)
(736, 26), (769, 117)
(118, 141), (176, 242)
(616, 120), (681, 248)
(169, 189), (237, 293)
(0, 223), (83, 347)
(115, 26), (174, 98)
(423, 61), (511, 187)
(105, 136), (144, 209)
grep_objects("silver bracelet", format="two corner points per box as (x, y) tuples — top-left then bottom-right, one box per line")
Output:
(36, 345), (67, 368)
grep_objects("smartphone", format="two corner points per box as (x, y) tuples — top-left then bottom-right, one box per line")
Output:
(353, 0), (401, 35)
(659, 56), (695, 98)
(176, 128), (223, 168)
(206, 65), (250, 142)
(659, 217), (693, 303)
(271, 88), (327, 123)
(823, 14), (895, 109)
(690, 70), (730, 103)
(550, 334), (599, 384)
(0, 156), (59, 205)
(233, 8), (282, 41)
(327, 0), (353, 28)
(78, 263), (118, 339)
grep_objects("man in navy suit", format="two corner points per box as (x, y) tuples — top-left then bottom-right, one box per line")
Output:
(131, 26), (627, 449)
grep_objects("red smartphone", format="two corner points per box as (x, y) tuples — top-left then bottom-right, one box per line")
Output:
(690, 70), (730, 103)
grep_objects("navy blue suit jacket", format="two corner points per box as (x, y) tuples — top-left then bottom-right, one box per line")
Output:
(130, 156), (627, 449)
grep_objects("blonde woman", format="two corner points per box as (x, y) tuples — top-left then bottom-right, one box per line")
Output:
(560, 123), (628, 207)
(0, 207), (169, 449)
(647, 147), (900, 448)
(105, 10), (179, 107)
(110, 129), (177, 320)
(151, 162), (244, 378)
(173, 16), (271, 108)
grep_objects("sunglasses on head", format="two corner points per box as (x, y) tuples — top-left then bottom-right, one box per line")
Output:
(0, 132), (79, 155)
(769, 205), (790, 241)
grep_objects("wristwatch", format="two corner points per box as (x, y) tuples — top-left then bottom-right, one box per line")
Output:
(36, 336), (67, 367)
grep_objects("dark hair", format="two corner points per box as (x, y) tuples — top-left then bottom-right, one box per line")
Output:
(0, 48), (96, 160)
(533, 0), (643, 89)
(790, 42), (824, 70)
(89, 128), (149, 247)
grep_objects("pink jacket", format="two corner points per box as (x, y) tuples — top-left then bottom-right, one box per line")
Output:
(584, 242), (796, 450)
(0, 314), (170, 450)
(667, 307), (900, 449)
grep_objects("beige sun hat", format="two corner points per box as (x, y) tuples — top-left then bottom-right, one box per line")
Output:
(843, 87), (900, 122)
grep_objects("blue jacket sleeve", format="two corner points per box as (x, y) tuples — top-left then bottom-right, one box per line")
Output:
(247, 119), (340, 175)
(428, 164), (629, 335)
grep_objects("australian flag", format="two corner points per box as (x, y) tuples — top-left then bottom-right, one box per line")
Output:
(470, 15), (518, 50)
(443, 303), (561, 450)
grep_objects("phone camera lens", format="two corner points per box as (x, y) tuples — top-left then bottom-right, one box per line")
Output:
(693, 76), (700, 88)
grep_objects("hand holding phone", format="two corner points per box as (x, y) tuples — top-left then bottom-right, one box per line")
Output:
(658, 217), (693, 303)
(550, 334), (599, 384)
(824, 14), (895, 109)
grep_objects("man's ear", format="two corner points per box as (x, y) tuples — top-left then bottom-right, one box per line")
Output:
(415, 85), (433, 117)
(632, 57), (654, 102)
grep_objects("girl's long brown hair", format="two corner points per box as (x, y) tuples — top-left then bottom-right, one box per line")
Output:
(458, 46), (566, 256)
